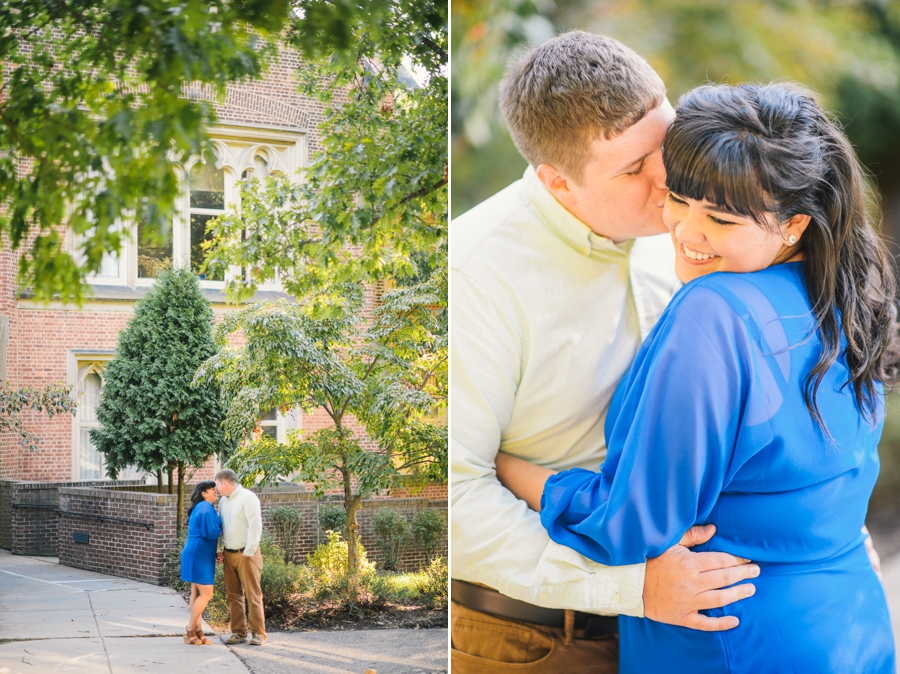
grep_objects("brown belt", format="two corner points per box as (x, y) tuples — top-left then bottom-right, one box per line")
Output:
(452, 579), (619, 637)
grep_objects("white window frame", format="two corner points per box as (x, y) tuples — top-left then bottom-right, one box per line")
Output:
(78, 124), (307, 292)
(68, 350), (147, 482)
(259, 407), (303, 443)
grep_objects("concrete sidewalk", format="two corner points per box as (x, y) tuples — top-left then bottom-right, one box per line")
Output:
(0, 550), (448, 674)
(0, 550), (245, 674)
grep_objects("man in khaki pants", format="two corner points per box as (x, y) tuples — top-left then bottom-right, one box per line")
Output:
(450, 32), (760, 672)
(215, 469), (266, 646)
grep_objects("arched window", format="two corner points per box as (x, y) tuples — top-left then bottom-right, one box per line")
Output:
(74, 362), (144, 481)
(189, 149), (226, 281)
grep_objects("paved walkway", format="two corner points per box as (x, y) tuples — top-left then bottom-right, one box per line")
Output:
(6, 545), (899, 672)
(0, 550), (448, 674)
(0, 551), (245, 673)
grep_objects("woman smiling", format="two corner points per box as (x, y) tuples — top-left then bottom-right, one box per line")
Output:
(496, 82), (899, 672)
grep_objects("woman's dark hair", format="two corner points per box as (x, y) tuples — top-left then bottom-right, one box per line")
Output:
(663, 82), (900, 430)
(187, 480), (217, 520)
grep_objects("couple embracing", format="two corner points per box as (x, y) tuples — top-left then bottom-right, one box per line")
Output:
(451, 32), (897, 672)
(179, 469), (267, 647)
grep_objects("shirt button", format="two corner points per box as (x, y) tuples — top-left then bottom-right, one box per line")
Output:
(539, 592), (548, 600)
(611, 593), (621, 604)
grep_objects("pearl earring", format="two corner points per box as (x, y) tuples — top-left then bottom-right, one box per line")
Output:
(788, 235), (797, 244)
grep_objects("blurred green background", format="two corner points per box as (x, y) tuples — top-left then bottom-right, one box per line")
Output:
(452, 0), (900, 547)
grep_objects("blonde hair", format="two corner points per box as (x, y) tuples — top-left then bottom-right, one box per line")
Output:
(499, 31), (666, 182)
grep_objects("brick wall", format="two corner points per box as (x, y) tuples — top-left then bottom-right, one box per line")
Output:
(0, 479), (11, 549)
(356, 497), (449, 571)
(58, 486), (179, 584)
(56, 484), (447, 585)
(1, 479), (144, 555)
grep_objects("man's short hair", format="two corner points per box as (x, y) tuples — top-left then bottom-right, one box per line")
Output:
(499, 31), (666, 182)
(215, 469), (238, 484)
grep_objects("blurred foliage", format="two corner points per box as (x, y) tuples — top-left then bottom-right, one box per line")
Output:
(269, 505), (304, 563)
(411, 506), (447, 565)
(451, 0), (900, 218)
(873, 392), (900, 510)
(317, 503), (349, 536)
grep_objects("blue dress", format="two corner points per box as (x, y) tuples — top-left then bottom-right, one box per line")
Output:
(541, 262), (895, 673)
(180, 501), (222, 585)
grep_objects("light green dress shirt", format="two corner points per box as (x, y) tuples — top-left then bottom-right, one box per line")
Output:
(217, 485), (263, 557)
(450, 167), (678, 616)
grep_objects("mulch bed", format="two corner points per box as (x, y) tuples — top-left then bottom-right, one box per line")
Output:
(194, 590), (448, 633)
(265, 602), (447, 632)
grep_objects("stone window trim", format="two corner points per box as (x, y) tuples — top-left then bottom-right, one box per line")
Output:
(71, 123), (307, 292)
(68, 350), (115, 482)
(259, 407), (303, 443)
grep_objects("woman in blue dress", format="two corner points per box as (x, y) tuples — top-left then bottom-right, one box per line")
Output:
(496, 83), (898, 672)
(180, 480), (222, 646)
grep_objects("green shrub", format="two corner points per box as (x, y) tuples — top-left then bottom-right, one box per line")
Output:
(268, 505), (304, 563)
(372, 508), (410, 571)
(191, 531), (303, 624)
(418, 556), (448, 609)
(305, 530), (377, 606)
(307, 530), (374, 579)
(161, 529), (190, 591)
(370, 571), (423, 603)
(411, 508), (447, 565)
(257, 531), (303, 616)
(317, 503), (347, 536)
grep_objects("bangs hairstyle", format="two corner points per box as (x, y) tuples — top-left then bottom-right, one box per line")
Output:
(663, 85), (820, 229)
(664, 118), (775, 228)
(664, 83), (900, 433)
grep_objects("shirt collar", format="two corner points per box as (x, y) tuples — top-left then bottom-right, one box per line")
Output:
(228, 484), (244, 499)
(523, 166), (633, 262)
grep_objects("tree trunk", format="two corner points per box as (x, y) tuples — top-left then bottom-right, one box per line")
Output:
(176, 462), (185, 537)
(166, 464), (174, 495)
(345, 492), (363, 601)
(156, 469), (164, 494)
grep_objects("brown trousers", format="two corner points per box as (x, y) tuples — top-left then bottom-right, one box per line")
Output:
(451, 601), (618, 674)
(223, 549), (266, 638)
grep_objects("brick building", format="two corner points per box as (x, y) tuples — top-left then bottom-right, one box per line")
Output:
(0, 44), (448, 501)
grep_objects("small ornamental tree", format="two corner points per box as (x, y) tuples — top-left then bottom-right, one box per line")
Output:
(0, 382), (76, 451)
(194, 268), (448, 584)
(91, 268), (231, 532)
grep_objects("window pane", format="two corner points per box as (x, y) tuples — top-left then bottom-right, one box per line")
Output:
(260, 426), (277, 440)
(97, 251), (120, 279)
(138, 219), (173, 279)
(254, 155), (269, 178)
(190, 152), (225, 209)
(190, 214), (224, 281)
(79, 372), (101, 423)
(262, 409), (277, 421)
(79, 429), (102, 480)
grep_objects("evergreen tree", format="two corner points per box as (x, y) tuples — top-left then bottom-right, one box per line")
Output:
(91, 269), (230, 532)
